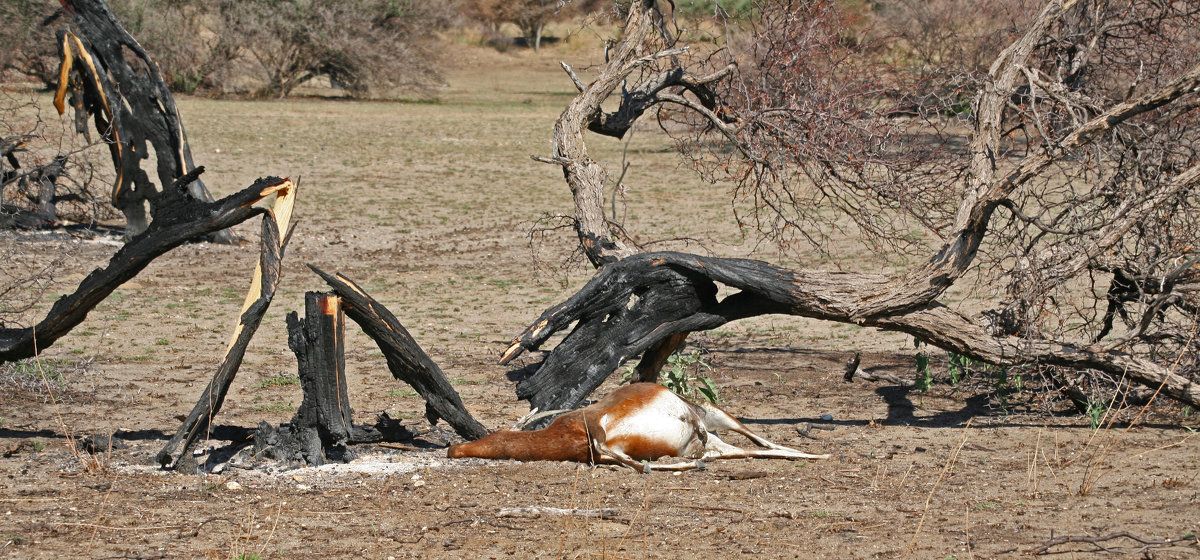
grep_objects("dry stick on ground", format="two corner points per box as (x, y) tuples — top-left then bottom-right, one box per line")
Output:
(506, 0), (1200, 413)
(1031, 531), (1199, 556)
(156, 179), (296, 469)
(0, 174), (292, 364)
(497, 507), (619, 519)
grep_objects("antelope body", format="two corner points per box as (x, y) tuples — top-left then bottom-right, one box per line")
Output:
(448, 383), (829, 472)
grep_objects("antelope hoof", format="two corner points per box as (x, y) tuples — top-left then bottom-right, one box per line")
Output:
(695, 460), (707, 471)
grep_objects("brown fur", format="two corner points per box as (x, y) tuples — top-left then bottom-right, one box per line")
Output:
(447, 410), (592, 463)
(447, 384), (680, 464)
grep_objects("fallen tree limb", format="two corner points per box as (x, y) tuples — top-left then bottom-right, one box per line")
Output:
(497, 507), (619, 519)
(0, 175), (291, 363)
(503, 251), (1200, 413)
(310, 265), (488, 440)
(1031, 531), (1199, 555)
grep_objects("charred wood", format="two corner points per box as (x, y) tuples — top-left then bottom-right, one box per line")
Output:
(0, 175), (291, 363)
(311, 265), (488, 441)
(156, 186), (295, 468)
(53, 0), (233, 242)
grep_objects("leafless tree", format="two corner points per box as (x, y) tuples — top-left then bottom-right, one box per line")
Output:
(505, 0), (1200, 414)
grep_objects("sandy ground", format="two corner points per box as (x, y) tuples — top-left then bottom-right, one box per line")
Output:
(2, 40), (1198, 559)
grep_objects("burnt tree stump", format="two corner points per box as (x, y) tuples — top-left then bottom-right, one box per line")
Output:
(253, 292), (372, 467)
(254, 292), (355, 466)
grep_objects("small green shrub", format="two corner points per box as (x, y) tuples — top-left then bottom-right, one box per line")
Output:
(624, 349), (719, 404)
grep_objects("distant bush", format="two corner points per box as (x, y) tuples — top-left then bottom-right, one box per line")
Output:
(108, 0), (237, 94)
(460, 0), (606, 51)
(3, 0), (449, 99)
(210, 0), (448, 99)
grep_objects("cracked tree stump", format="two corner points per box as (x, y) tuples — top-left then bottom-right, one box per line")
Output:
(250, 292), (372, 467)
(258, 292), (357, 466)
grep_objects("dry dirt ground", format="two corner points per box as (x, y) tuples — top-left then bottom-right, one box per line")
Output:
(2, 40), (1198, 559)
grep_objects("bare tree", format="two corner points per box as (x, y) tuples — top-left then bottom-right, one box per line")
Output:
(504, 0), (1200, 414)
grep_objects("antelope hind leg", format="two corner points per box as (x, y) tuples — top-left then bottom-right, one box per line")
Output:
(699, 402), (827, 455)
(701, 432), (830, 461)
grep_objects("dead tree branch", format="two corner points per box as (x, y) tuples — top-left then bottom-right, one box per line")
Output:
(0, 175), (291, 363)
(1031, 530), (1199, 555)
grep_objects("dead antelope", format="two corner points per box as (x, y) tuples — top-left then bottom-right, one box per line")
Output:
(448, 383), (830, 472)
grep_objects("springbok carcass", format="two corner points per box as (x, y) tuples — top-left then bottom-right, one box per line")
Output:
(448, 383), (830, 472)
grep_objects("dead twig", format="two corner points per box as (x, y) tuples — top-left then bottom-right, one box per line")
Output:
(497, 506), (619, 519)
(1030, 531), (1199, 555)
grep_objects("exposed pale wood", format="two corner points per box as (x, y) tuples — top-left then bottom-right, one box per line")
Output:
(156, 180), (297, 468)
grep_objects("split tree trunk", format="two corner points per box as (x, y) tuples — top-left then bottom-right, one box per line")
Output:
(156, 181), (296, 469)
(54, 0), (233, 242)
(251, 292), (394, 467)
(265, 292), (357, 465)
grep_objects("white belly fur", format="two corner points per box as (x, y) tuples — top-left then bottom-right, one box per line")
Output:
(599, 390), (696, 452)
